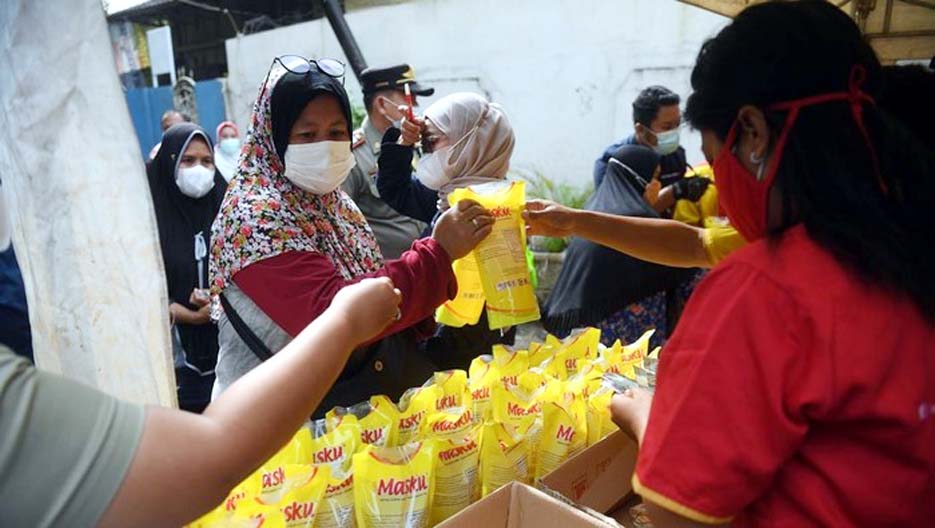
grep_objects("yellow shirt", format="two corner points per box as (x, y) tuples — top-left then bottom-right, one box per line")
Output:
(673, 165), (747, 267)
(702, 221), (747, 266)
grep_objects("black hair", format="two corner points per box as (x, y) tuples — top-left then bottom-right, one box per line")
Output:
(270, 69), (353, 163)
(685, 0), (935, 321)
(632, 86), (680, 126)
(879, 65), (935, 149)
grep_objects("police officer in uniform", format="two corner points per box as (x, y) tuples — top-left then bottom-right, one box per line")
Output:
(343, 64), (435, 259)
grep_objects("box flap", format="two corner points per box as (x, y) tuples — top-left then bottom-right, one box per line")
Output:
(540, 430), (638, 513)
(437, 482), (513, 526)
(508, 483), (611, 528)
(438, 481), (616, 527)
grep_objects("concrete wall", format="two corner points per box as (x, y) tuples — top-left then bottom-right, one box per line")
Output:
(225, 0), (727, 187)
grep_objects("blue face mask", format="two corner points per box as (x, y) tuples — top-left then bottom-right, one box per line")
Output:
(648, 127), (680, 156)
(219, 137), (241, 157)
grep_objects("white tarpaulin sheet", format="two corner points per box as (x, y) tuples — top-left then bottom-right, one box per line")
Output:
(0, 0), (176, 406)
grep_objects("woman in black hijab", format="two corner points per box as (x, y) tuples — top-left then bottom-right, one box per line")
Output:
(544, 144), (696, 347)
(147, 122), (227, 412)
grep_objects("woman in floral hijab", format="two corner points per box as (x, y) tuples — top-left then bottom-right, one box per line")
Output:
(208, 56), (491, 413)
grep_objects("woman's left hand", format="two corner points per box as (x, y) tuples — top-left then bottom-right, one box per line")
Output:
(610, 388), (653, 446)
(432, 199), (494, 260)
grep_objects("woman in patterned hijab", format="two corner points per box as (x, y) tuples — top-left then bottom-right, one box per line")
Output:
(208, 57), (492, 411)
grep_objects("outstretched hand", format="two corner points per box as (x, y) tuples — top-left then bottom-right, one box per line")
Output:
(522, 199), (578, 238)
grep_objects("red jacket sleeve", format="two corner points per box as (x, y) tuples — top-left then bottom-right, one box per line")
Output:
(231, 238), (456, 339)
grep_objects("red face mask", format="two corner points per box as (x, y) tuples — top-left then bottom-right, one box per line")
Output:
(713, 65), (880, 242)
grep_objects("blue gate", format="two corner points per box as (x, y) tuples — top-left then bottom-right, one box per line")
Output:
(124, 79), (227, 159)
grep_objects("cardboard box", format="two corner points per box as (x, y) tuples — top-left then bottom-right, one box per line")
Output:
(440, 431), (640, 527)
(437, 481), (616, 527)
(540, 430), (638, 515)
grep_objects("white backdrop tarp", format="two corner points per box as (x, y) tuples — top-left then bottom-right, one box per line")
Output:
(0, 0), (176, 406)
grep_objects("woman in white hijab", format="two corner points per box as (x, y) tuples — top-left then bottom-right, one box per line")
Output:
(377, 92), (515, 223)
(376, 92), (518, 370)
(213, 120), (241, 182)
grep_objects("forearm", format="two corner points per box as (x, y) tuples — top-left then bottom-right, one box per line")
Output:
(653, 186), (677, 212)
(572, 210), (711, 268)
(170, 302), (201, 325)
(100, 310), (357, 527)
(377, 168), (436, 223)
(203, 310), (354, 473)
(377, 130), (438, 223)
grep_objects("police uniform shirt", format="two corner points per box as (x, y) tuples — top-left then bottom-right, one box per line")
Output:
(342, 116), (426, 259)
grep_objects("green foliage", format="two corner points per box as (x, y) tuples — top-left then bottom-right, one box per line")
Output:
(540, 236), (568, 253)
(351, 103), (367, 130)
(517, 167), (593, 209)
(513, 168), (593, 252)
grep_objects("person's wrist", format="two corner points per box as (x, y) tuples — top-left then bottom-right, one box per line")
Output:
(315, 307), (358, 346)
(381, 127), (402, 145)
(429, 236), (454, 263)
(170, 304), (187, 325)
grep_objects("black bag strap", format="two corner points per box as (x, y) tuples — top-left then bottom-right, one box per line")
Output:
(219, 292), (273, 362)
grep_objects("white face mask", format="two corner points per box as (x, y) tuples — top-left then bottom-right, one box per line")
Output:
(377, 96), (405, 129)
(647, 127), (681, 156)
(283, 141), (356, 194)
(219, 137), (240, 157)
(415, 146), (451, 191)
(0, 183), (10, 252)
(176, 164), (216, 198)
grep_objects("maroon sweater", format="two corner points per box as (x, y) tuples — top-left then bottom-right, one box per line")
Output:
(232, 237), (455, 340)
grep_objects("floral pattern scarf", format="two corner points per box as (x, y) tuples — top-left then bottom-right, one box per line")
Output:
(209, 62), (383, 295)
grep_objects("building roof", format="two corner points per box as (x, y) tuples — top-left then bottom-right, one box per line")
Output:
(108, 0), (177, 19)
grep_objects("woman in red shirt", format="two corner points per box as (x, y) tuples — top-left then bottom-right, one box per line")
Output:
(556, 2), (935, 525)
(208, 57), (492, 415)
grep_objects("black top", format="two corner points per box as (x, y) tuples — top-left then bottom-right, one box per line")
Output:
(271, 69), (354, 163)
(376, 127), (439, 224)
(544, 145), (695, 336)
(146, 123), (226, 372)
